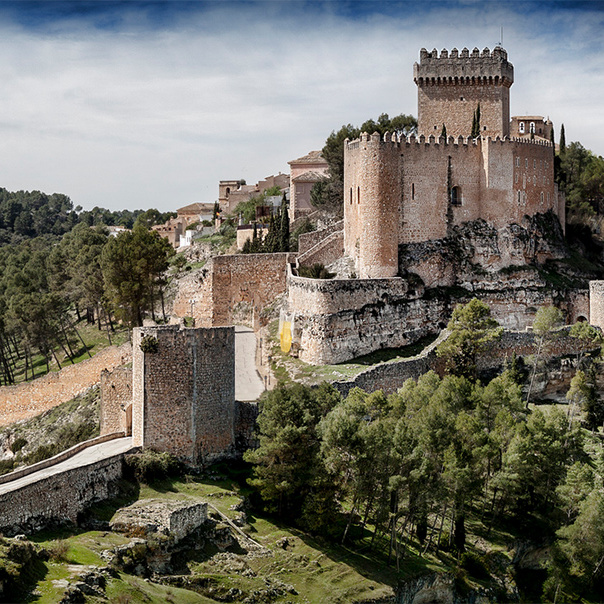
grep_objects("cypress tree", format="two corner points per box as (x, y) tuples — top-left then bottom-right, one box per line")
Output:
(279, 194), (290, 252)
(440, 123), (447, 140)
(559, 123), (566, 155)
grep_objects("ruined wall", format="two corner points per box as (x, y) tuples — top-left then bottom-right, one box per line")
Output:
(287, 271), (447, 364)
(0, 342), (132, 427)
(332, 328), (593, 398)
(100, 366), (133, 436)
(414, 46), (514, 139)
(132, 325), (235, 466)
(172, 253), (295, 327)
(0, 452), (127, 536)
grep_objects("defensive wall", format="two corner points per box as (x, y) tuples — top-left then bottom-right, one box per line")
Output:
(343, 133), (562, 279)
(287, 268), (447, 364)
(100, 366), (133, 436)
(132, 325), (236, 466)
(0, 445), (133, 536)
(173, 253), (296, 327)
(332, 328), (596, 398)
(0, 342), (132, 427)
(589, 281), (604, 331)
(298, 220), (343, 255)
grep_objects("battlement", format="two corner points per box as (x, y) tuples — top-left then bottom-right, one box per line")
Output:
(345, 132), (553, 151)
(414, 46), (514, 86)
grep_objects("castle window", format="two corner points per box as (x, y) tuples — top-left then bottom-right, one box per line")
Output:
(518, 191), (521, 204)
(225, 187), (230, 197)
(547, 192), (550, 203)
(357, 186), (360, 204)
(530, 122), (535, 134)
(525, 159), (528, 169)
(450, 186), (461, 206)
(519, 122), (525, 134)
(541, 192), (544, 203)
(350, 188), (353, 205)
(534, 159), (536, 169)
(412, 183), (415, 200)
(483, 125), (487, 131)
(533, 176), (536, 185)
(515, 173), (519, 183)
(516, 157), (520, 167)
(460, 96), (464, 101)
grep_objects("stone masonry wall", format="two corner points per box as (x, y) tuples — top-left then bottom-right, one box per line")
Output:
(100, 366), (133, 436)
(132, 325), (235, 466)
(287, 271), (447, 364)
(297, 231), (344, 268)
(298, 220), (344, 255)
(332, 328), (592, 398)
(172, 253), (295, 327)
(590, 281), (604, 331)
(0, 452), (127, 536)
(0, 342), (132, 427)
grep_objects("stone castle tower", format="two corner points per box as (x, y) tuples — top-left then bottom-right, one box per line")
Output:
(343, 46), (562, 280)
(414, 46), (514, 139)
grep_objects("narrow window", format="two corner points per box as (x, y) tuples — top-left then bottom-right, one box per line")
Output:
(357, 186), (360, 204)
(525, 159), (528, 169)
(530, 122), (535, 134)
(350, 188), (353, 205)
(518, 191), (521, 203)
(412, 183), (415, 200)
(519, 122), (525, 134)
(547, 192), (550, 203)
(540, 192), (544, 203)
(450, 186), (461, 206)
(515, 173), (519, 183)
(534, 159), (536, 169)
(516, 157), (520, 167)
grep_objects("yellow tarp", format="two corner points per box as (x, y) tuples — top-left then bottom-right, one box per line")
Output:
(280, 321), (292, 353)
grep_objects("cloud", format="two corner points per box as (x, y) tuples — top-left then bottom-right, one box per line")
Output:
(0, 1), (601, 211)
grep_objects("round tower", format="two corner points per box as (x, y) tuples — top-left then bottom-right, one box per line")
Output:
(414, 46), (514, 139)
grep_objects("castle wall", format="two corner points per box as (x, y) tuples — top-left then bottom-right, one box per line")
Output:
(100, 366), (133, 436)
(132, 325), (235, 465)
(298, 220), (343, 255)
(172, 253), (295, 327)
(0, 342), (132, 428)
(297, 230), (344, 268)
(344, 134), (559, 278)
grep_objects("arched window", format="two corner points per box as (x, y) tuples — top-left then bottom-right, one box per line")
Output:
(450, 186), (461, 206)
(530, 122), (535, 134)
(225, 187), (230, 196)
(519, 122), (525, 134)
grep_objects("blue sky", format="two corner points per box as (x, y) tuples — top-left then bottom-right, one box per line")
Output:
(0, 0), (602, 212)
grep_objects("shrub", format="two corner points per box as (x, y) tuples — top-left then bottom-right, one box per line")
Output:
(46, 539), (69, 562)
(10, 437), (27, 454)
(125, 450), (183, 483)
(139, 335), (159, 354)
(460, 551), (490, 580)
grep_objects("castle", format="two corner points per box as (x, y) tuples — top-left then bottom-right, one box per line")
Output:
(344, 46), (563, 278)
(173, 46), (591, 366)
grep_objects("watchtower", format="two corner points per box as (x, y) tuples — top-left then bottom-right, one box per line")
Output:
(414, 46), (514, 139)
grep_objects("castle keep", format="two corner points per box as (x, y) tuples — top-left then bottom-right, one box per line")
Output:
(344, 47), (563, 279)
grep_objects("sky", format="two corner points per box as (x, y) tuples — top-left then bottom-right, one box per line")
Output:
(0, 0), (602, 212)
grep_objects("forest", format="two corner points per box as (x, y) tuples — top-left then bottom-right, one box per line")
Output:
(245, 300), (604, 602)
(0, 189), (175, 385)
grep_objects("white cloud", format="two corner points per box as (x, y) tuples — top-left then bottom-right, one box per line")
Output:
(0, 2), (601, 211)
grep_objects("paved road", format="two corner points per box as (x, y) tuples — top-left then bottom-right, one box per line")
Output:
(0, 437), (135, 496)
(235, 325), (265, 401)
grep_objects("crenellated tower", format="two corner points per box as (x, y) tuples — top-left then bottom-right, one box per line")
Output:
(414, 46), (514, 139)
